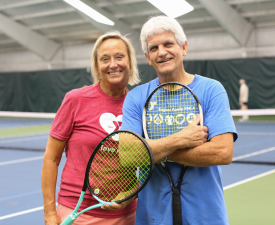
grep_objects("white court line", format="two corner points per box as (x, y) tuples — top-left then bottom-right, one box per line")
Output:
(237, 132), (275, 135)
(0, 111), (55, 118)
(233, 146), (275, 161)
(1, 169), (275, 220)
(0, 153), (65, 166)
(0, 156), (44, 166)
(0, 135), (48, 144)
(0, 203), (58, 221)
(224, 169), (275, 190)
(0, 206), (44, 220)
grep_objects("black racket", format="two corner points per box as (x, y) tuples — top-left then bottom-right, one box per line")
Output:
(61, 130), (154, 225)
(142, 82), (203, 225)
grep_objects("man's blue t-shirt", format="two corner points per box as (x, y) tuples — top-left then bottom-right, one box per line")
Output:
(121, 75), (237, 225)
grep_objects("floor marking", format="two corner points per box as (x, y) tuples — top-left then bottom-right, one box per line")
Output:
(233, 146), (275, 160)
(0, 203), (58, 220)
(0, 190), (42, 201)
(0, 206), (44, 220)
(223, 169), (275, 190)
(0, 134), (48, 143)
(237, 132), (275, 135)
(0, 153), (65, 166)
(0, 156), (44, 166)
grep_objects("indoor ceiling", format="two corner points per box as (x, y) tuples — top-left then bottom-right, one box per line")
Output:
(0, 0), (275, 66)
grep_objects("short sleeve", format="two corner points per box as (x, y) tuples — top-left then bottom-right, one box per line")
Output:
(121, 91), (143, 136)
(49, 93), (75, 140)
(204, 86), (237, 142)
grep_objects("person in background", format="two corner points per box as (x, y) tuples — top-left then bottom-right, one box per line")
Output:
(117, 15), (237, 225)
(41, 31), (140, 225)
(239, 78), (249, 121)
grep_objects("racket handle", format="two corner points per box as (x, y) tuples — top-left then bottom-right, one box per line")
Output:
(61, 214), (76, 225)
(172, 187), (182, 225)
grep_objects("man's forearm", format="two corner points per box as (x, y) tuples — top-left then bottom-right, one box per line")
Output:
(168, 133), (234, 167)
(146, 115), (209, 163)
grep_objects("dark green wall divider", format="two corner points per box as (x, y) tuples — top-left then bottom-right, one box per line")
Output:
(1, 57), (275, 112)
(0, 69), (92, 113)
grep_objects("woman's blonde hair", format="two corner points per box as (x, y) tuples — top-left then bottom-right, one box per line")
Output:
(91, 31), (140, 86)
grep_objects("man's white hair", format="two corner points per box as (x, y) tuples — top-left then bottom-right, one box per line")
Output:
(140, 15), (187, 55)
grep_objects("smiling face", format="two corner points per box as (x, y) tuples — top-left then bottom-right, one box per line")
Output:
(97, 38), (131, 90)
(145, 31), (188, 79)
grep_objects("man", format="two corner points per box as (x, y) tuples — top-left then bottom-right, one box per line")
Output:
(120, 16), (237, 225)
(239, 78), (249, 121)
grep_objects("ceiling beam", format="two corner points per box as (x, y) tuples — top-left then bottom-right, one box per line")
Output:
(0, 12), (60, 61)
(69, 0), (144, 56)
(131, 16), (215, 29)
(242, 9), (275, 18)
(30, 19), (85, 30)
(198, 0), (254, 46)
(12, 7), (75, 20)
(226, 0), (272, 5)
(0, 0), (56, 10)
(114, 9), (160, 19)
(97, 0), (147, 8)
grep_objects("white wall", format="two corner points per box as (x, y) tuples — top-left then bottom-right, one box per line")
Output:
(0, 25), (274, 72)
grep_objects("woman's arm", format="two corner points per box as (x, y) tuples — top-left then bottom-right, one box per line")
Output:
(41, 136), (67, 225)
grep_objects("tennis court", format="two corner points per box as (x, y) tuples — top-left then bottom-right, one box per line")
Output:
(0, 112), (274, 224)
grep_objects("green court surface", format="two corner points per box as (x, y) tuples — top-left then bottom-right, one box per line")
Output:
(0, 124), (51, 138)
(224, 171), (275, 225)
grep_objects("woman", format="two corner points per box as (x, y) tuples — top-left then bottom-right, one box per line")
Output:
(41, 31), (140, 225)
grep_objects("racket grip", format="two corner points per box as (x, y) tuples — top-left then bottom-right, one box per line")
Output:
(60, 214), (76, 225)
(172, 187), (182, 225)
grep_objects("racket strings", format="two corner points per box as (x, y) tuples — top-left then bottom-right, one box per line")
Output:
(146, 84), (200, 139)
(88, 132), (151, 202)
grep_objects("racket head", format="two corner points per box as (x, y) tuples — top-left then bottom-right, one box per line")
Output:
(84, 130), (154, 204)
(143, 82), (203, 139)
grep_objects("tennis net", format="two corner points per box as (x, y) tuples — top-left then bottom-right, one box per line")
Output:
(1, 109), (275, 166)
(0, 111), (54, 151)
(231, 109), (275, 165)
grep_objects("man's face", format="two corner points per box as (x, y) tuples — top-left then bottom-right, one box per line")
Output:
(145, 31), (187, 76)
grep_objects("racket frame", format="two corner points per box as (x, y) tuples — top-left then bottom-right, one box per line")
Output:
(61, 130), (154, 225)
(85, 130), (154, 204)
(142, 81), (204, 225)
(143, 82), (203, 138)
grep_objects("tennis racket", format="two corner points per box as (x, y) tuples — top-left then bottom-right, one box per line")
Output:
(61, 130), (154, 225)
(142, 82), (203, 225)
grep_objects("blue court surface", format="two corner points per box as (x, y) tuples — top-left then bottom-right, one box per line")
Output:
(1, 148), (275, 224)
(0, 117), (275, 224)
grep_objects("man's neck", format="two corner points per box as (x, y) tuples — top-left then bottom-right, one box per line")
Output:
(158, 71), (195, 85)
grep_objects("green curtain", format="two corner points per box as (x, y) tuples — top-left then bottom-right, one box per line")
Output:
(1, 57), (275, 112)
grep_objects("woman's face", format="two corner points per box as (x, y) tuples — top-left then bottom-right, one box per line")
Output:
(97, 39), (131, 89)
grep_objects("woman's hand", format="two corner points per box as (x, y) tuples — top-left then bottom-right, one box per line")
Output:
(44, 209), (61, 225)
(101, 195), (137, 211)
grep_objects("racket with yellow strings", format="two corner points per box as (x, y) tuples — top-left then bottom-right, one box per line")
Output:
(61, 130), (154, 225)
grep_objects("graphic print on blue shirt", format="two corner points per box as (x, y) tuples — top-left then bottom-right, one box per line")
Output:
(146, 85), (200, 139)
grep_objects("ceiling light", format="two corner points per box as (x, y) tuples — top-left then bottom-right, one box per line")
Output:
(147, 0), (194, 18)
(64, 0), (114, 26)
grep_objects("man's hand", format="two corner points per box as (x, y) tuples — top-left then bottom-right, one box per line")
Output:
(172, 114), (208, 149)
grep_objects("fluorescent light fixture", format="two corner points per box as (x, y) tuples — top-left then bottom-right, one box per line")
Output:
(147, 0), (194, 18)
(64, 0), (114, 26)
